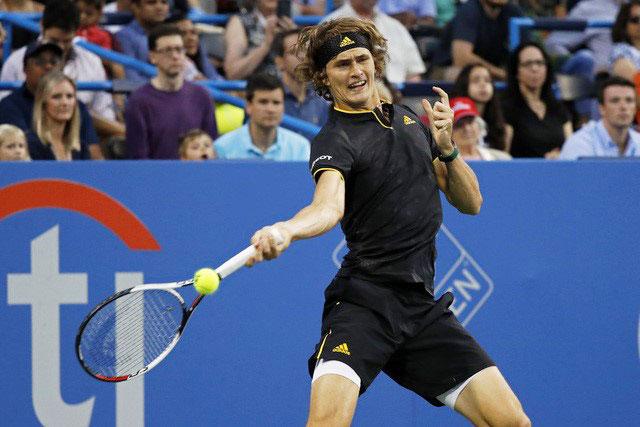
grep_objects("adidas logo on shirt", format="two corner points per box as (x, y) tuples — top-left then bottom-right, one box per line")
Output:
(403, 115), (416, 125)
(332, 343), (351, 356)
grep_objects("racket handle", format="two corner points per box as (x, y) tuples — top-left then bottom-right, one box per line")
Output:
(216, 245), (256, 279)
(215, 227), (284, 279)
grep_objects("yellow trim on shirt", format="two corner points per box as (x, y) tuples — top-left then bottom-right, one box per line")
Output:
(333, 104), (393, 130)
(313, 167), (345, 182)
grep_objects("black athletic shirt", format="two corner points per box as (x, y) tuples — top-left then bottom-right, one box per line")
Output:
(309, 103), (443, 290)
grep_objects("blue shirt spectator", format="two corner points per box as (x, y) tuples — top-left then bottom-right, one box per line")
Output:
(378, 0), (437, 27)
(559, 120), (640, 159)
(215, 73), (310, 161)
(283, 85), (329, 128)
(114, 0), (170, 82)
(560, 77), (640, 160)
(115, 20), (151, 82)
(215, 123), (310, 161)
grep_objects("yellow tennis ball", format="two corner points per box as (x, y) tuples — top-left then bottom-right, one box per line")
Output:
(193, 268), (220, 295)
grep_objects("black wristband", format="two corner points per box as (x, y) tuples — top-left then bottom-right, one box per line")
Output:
(438, 147), (459, 163)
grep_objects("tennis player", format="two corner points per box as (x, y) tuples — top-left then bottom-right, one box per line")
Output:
(248, 17), (530, 427)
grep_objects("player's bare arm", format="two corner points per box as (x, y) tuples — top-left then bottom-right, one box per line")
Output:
(247, 170), (345, 265)
(423, 87), (483, 215)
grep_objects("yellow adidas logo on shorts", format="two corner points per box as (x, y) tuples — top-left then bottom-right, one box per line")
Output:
(339, 36), (355, 48)
(403, 115), (416, 125)
(332, 343), (351, 356)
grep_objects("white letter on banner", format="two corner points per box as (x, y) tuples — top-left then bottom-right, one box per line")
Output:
(454, 269), (481, 301)
(7, 226), (94, 427)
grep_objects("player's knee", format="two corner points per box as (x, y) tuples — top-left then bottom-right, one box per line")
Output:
(513, 411), (531, 427)
(489, 409), (530, 427)
(306, 405), (352, 427)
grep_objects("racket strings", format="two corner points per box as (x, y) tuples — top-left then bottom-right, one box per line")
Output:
(79, 289), (184, 378)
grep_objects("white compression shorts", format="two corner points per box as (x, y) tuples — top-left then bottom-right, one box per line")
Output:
(312, 360), (488, 410)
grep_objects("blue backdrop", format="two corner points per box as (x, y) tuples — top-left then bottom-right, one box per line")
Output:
(1, 161), (639, 426)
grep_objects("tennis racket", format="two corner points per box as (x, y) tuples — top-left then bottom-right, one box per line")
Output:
(75, 229), (282, 382)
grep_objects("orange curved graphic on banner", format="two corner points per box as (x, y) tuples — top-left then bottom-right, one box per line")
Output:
(0, 179), (160, 250)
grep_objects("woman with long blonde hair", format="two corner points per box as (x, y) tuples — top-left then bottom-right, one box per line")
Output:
(32, 71), (88, 160)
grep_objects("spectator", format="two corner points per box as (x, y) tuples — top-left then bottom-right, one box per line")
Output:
(179, 128), (216, 160)
(610, 0), (640, 125)
(215, 73), (310, 161)
(76, 0), (113, 49)
(503, 41), (572, 158)
(450, 97), (511, 160)
(223, 0), (296, 80)
(376, 75), (403, 104)
(0, 23), (5, 45)
(103, 0), (133, 33)
(453, 63), (511, 151)
(0, 42), (100, 159)
(0, 124), (30, 161)
(322, 0), (425, 83)
(0, 0), (42, 50)
(0, 0), (121, 147)
(166, 12), (224, 80)
(560, 77), (640, 159)
(125, 25), (217, 159)
(31, 71), (91, 160)
(434, 0), (455, 28)
(76, 0), (126, 83)
(545, 0), (621, 122)
(377, 0), (437, 28)
(435, 0), (523, 81)
(114, 0), (169, 82)
(292, 0), (327, 16)
(546, 0), (619, 75)
(274, 28), (329, 128)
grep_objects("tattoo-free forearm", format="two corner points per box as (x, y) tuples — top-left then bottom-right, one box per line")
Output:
(443, 158), (483, 215)
(280, 201), (342, 242)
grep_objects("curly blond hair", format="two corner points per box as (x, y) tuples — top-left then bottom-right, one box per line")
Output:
(295, 17), (388, 101)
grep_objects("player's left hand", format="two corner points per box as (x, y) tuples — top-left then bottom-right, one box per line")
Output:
(422, 86), (455, 156)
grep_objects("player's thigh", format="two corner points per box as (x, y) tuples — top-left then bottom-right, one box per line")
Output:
(454, 366), (530, 427)
(309, 300), (397, 394)
(384, 304), (494, 406)
(307, 374), (359, 426)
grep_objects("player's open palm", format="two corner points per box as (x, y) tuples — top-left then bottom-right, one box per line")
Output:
(422, 87), (454, 154)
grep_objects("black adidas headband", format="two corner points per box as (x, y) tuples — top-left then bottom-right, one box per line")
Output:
(314, 32), (372, 69)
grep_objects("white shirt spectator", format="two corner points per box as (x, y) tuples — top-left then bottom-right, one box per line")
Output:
(322, 1), (426, 84)
(0, 38), (116, 121)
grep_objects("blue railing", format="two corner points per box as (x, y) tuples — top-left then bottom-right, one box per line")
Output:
(509, 17), (613, 51)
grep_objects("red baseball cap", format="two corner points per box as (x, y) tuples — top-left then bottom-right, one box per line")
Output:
(450, 97), (479, 125)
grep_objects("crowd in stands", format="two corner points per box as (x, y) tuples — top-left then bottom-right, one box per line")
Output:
(1, 0), (639, 162)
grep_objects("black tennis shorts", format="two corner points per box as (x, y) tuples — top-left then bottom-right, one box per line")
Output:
(308, 276), (494, 406)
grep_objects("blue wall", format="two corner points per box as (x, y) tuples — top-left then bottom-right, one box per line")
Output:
(1, 161), (639, 426)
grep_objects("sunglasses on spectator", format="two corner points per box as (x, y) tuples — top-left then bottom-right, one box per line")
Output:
(519, 59), (546, 68)
(628, 16), (640, 24)
(155, 46), (186, 56)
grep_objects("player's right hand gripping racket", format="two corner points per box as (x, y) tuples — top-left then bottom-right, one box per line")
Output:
(75, 230), (282, 382)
